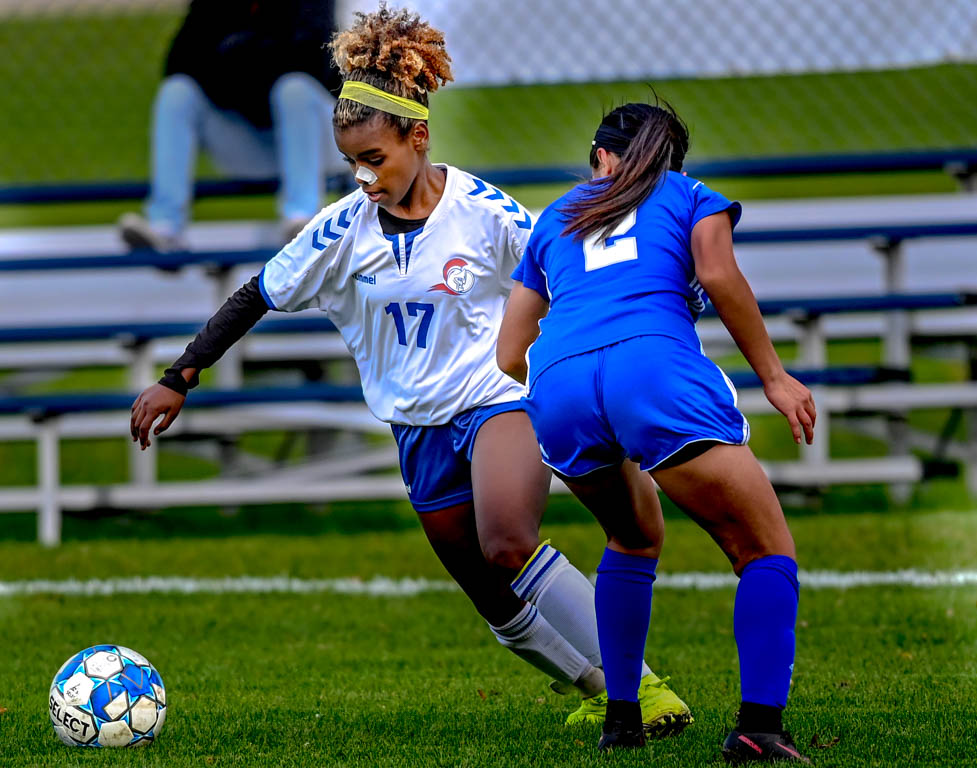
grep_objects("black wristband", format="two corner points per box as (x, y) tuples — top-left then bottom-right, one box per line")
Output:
(158, 368), (190, 397)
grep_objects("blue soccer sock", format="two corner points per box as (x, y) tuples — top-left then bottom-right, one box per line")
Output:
(595, 547), (658, 702)
(733, 554), (799, 716)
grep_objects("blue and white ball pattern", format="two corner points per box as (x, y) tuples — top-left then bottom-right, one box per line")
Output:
(49, 645), (166, 747)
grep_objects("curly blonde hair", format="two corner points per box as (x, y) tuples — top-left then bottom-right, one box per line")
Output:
(330, 3), (453, 134)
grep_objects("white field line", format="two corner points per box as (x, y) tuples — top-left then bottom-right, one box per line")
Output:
(2, 569), (977, 597)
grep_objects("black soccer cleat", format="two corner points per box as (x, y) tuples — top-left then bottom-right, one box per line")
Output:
(597, 700), (646, 752)
(722, 729), (811, 763)
(597, 724), (646, 752)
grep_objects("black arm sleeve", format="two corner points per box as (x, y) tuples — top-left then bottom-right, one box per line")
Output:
(159, 275), (270, 393)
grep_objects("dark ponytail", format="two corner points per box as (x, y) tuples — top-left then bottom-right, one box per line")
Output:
(561, 101), (689, 241)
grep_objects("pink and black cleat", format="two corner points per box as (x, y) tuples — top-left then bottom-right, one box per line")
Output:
(722, 729), (812, 763)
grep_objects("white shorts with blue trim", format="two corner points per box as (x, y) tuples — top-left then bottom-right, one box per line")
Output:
(523, 334), (750, 477)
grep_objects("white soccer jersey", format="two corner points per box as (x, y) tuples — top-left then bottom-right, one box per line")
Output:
(260, 164), (533, 426)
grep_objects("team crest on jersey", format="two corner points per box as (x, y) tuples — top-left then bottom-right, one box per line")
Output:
(428, 258), (476, 295)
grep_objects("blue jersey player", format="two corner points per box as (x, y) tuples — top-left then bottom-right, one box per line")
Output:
(498, 102), (816, 760)
(129, 6), (691, 735)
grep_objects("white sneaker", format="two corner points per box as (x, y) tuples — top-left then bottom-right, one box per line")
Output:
(118, 213), (188, 252)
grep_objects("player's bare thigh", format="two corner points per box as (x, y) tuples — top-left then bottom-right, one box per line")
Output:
(651, 443), (795, 574)
(559, 460), (664, 558)
(470, 409), (550, 576)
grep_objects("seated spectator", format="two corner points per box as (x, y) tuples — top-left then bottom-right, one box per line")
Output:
(120, 0), (344, 251)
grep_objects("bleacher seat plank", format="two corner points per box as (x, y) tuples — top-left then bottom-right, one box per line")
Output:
(2, 147), (975, 205)
(0, 455), (924, 515)
(759, 457), (922, 487)
(737, 382), (977, 415)
(0, 384), (363, 418)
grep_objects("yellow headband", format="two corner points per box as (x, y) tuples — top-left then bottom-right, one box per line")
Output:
(339, 80), (429, 120)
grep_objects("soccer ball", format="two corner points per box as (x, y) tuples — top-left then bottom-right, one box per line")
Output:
(48, 645), (167, 748)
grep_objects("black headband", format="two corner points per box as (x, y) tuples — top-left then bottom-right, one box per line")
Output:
(592, 124), (633, 155)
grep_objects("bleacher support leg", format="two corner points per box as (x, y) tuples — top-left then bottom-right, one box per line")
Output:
(803, 386), (830, 465)
(212, 268), (243, 515)
(878, 239), (911, 368)
(877, 239), (913, 502)
(37, 418), (62, 547)
(797, 316), (830, 466)
(127, 339), (157, 485)
(212, 267), (244, 390)
(965, 409), (977, 498)
(968, 343), (977, 497)
(886, 415), (913, 504)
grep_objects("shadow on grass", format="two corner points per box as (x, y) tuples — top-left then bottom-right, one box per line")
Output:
(4, 473), (973, 544)
(1, 499), (421, 543)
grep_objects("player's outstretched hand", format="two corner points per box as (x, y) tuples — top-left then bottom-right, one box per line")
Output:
(130, 384), (186, 450)
(763, 372), (816, 445)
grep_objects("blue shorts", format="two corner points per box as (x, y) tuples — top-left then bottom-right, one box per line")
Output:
(391, 401), (525, 512)
(523, 335), (750, 477)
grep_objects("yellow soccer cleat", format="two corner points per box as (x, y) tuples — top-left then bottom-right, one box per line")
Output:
(638, 673), (693, 737)
(562, 673), (693, 734)
(564, 690), (607, 726)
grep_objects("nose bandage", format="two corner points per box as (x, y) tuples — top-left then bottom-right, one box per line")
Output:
(355, 166), (378, 185)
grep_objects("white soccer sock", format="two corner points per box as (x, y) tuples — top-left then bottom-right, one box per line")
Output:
(512, 542), (652, 678)
(490, 603), (605, 697)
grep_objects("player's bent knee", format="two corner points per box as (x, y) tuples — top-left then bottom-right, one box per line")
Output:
(601, 512), (663, 552)
(481, 533), (538, 575)
(705, 505), (795, 574)
(730, 538), (797, 576)
(607, 532), (661, 555)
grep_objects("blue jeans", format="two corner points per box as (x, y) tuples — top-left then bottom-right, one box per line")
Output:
(145, 73), (343, 235)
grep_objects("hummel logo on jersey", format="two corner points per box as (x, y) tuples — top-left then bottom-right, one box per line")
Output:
(352, 272), (376, 285)
(429, 258), (475, 295)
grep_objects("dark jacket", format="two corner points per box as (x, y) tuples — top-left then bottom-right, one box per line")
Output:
(164, 0), (341, 128)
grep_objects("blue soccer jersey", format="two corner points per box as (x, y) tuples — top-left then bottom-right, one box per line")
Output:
(513, 171), (741, 386)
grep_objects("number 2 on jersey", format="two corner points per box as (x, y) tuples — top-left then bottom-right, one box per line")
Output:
(385, 302), (435, 349)
(582, 209), (638, 272)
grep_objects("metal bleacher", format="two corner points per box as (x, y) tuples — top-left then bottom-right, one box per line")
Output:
(2, 146), (975, 204)
(2, 148), (977, 544)
(1, 278), (974, 546)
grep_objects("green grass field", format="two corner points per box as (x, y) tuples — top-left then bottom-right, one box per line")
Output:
(1, 509), (976, 767)
(0, 313), (973, 767)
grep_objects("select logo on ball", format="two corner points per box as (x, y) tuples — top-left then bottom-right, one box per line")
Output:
(49, 688), (98, 745)
(48, 645), (167, 748)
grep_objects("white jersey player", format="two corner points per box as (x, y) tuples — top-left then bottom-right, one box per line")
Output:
(260, 164), (528, 426)
(129, 4), (690, 736)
